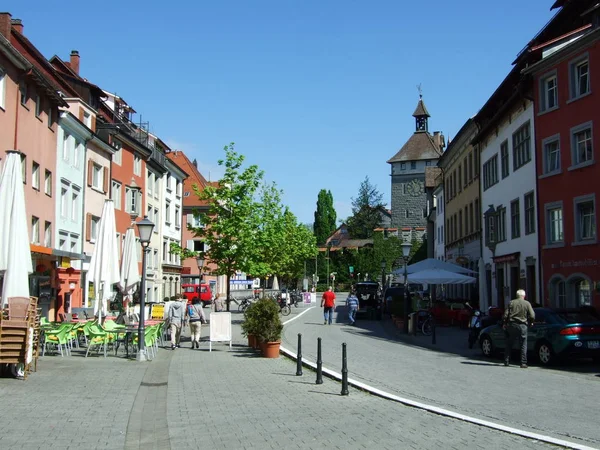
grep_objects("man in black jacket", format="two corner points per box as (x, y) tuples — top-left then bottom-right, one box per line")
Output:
(503, 289), (535, 368)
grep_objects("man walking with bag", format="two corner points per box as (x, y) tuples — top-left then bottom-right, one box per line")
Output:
(503, 289), (535, 368)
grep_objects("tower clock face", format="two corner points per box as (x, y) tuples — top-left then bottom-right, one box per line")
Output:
(405, 179), (423, 196)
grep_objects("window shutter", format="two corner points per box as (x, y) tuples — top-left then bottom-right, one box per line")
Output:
(103, 167), (109, 192)
(87, 160), (93, 187)
(204, 242), (210, 252)
(126, 189), (132, 213)
(186, 240), (194, 250)
(86, 213), (92, 241)
(186, 213), (193, 225)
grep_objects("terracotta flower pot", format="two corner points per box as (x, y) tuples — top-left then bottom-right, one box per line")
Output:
(262, 341), (281, 358)
(259, 339), (266, 353)
(247, 334), (257, 348)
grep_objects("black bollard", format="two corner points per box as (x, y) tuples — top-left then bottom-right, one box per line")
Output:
(316, 337), (323, 384)
(296, 333), (303, 376)
(432, 319), (437, 345)
(341, 342), (349, 396)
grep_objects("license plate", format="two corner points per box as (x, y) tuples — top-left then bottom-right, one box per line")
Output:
(588, 340), (599, 349)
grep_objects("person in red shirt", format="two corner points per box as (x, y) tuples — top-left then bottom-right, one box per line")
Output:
(321, 287), (336, 325)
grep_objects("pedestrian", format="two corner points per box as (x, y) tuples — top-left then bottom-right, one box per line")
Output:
(346, 290), (359, 325)
(187, 297), (207, 349)
(168, 298), (185, 350)
(213, 294), (224, 312)
(321, 286), (336, 325)
(503, 289), (535, 368)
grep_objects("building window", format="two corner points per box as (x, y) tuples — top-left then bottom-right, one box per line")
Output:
(73, 141), (82, 169)
(113, 142), (122, 165)
(570, 56), (590, 99)
(61, 184), (69, 218)
(512, 122), (531, 170)
(71, 187), (80, 222)
(35, 94), (42, 118)
(539, 72), (558, 111)
(45, 170), (52, 196)
(83, 111), (92, 128)
(125, 187), (140, 216)
(47, 106), (53, 128)
(458, 209), (463, 238)
(469, 202), (474, 235)
(92, 163), (103, 190)
(500, 140), (509, 178)
(475, 198), (480, 231)
(31, 216), (40, 244)
(32, 162), (40, 190)
(542, 135), (561, 175)
(410, 161), (416, 170)
(20, 153), (26, 184)
(486, 214), (495, 246)
(175, 205), (181, 228)
(0, 67), (5, 109)
(44, 221), (52, 247)
(154, 207), (159, 231)
(19, 82), (27, 106)
(90, 216), (100, 242)
(147, 171), (153, 197)
(400, 162), (406, 170)
(468, 153), (473, 182)
(463, 159), (468, 187)
(405, 210), (410, 219)
(570, 122), (593, 167)
(112, 181), (122, 210)
(458, 164), (462, 192)
(524, 192), (535, 235)
(574, 194), (596, 243)
(176, 181), (182, 197)
(483, 154), (498, 190)
(62, 132), (70, 162)
(510, 199), (520, 239)
(545, 202), (564, 245)
(165, 200), (171, 225)
(134, 155), (142, 176)
(59, 232), (68, 251)
(497, 207), (506, 242)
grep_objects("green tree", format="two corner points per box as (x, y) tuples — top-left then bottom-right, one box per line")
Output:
(190, 143), (264, 311)
(346, 176), (385, 239)
(313, 189), (336, 245)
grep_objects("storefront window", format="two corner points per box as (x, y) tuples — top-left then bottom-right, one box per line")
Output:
(575, 279), (591, 307)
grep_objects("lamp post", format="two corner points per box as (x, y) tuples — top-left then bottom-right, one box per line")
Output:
(401, 241), (412, 334)
(196, 255), (205, 284)
(136, 216), (155, 362)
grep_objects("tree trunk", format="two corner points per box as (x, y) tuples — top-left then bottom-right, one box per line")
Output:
(226, 273), (231, 312)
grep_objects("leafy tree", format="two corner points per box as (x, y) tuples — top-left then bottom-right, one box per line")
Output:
(189, 143), (264, 311)
(279, 209), (318, 282)
(313, 189), (336, 245)
(346, 176), (386, 239)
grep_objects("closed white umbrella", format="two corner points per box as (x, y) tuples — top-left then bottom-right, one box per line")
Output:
(118, 227), (140, 314)
(272, 275), (279, 291)
(478, 257), (488, 312)
(405, 269), (476, 285)
(88, 200), (120, 320)
(0, 151), (33, 304)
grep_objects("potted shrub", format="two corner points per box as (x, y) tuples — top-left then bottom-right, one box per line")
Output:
(241, 302), (259, 349)
(253, 298), (283, 358)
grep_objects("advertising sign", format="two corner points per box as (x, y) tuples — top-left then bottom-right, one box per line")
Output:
(209, 312), (232, 351)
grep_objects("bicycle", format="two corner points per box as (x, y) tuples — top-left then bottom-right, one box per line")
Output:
(275, 295), (291, 316)
(238, 296), (254, 313)
(416, 310), (435, 336)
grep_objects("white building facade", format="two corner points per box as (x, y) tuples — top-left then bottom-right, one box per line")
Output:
(433, 183), (445, 261)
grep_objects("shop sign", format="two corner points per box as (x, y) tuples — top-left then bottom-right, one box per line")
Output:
(151, 303), (165, 320)
(493, 252), (520, 264)
(550, 259), (599, 269)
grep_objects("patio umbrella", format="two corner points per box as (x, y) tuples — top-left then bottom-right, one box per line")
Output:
(394, 258), (476, 275)
(0, 151), (33, 305)
(478, 257), (488, 312)
(118, 227), (140, 316)
(272, 275), (279, 291)
(405, 269), (477, 285)
(88, 200), (120, 321)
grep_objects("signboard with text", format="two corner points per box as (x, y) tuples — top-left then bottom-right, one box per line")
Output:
(209, 312), (232, 351)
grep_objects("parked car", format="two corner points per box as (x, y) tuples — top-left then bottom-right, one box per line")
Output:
(479, 307), (600, 366)
(355, 282), (383, 320)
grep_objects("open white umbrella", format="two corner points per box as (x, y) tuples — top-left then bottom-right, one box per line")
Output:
(396, 258), (476, 275)
(0, 151), (33, 304)
(118, 227), (140, 315)
(405, 269), (476, 285)
(88, 200), (120, 320)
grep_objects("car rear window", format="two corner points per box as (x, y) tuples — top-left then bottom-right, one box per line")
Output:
(553, 312), (598, 324)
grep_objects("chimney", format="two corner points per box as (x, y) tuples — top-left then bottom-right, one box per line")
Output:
(70, 50), (80, 75)
(0, 13), (12, 38)
(10, 18), (23, 34)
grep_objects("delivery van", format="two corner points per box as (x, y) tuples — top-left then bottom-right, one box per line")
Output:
(181, 283), (212, 307)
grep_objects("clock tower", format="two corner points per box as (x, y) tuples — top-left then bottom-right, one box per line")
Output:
(386, 94), (445, 240)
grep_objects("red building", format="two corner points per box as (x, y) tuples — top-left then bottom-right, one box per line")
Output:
(526, 2), (600, 308)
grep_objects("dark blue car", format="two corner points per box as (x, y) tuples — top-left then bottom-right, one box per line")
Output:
(479, 308), (600, 366)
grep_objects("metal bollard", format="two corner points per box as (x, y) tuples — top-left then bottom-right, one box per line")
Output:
(316, 337), (323, 384)
(432, 319), (437, 345)
(341, 342), (349, 396)
(296, 333), (303, 376)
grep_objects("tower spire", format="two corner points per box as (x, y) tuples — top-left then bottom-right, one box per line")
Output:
(412, 86), (430, 133)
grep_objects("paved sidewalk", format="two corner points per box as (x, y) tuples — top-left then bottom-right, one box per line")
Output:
(0, 310), (558, 449)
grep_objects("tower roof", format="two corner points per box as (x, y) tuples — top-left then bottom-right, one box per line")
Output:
(386, 132), (443, 163)
(412, 96), (430, 118)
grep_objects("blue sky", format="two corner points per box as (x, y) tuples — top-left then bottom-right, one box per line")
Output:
(8, 0), (556, 224)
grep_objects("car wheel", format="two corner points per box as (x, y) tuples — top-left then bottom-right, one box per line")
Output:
(480, 335), (493, 357)
(537, 341), (554, 366)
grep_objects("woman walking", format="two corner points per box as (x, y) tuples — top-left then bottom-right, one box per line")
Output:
(187, 297), (206, 349)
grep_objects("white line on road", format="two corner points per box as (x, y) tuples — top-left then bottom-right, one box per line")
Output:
(282, 306), (315, 325)
(280, 335), (598, 450)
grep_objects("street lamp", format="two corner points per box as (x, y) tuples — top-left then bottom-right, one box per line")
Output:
(136, 215), (155, 362)
(196, 255), (205, 283)
(401, 241), (412, 334)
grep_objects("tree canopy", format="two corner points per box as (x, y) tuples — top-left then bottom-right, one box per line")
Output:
(313, 189), (336, 245)
(346, 176), (386, 239)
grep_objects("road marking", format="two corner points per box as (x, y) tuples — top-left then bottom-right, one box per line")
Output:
(282, 306), (315, 325)
(279, 342), (597, 450)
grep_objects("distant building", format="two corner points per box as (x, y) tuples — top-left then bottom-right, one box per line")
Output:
(387, 95), (445, 241)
